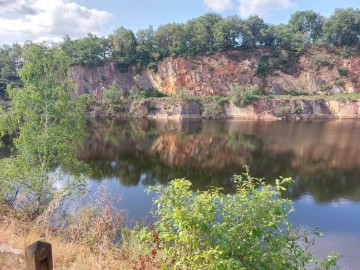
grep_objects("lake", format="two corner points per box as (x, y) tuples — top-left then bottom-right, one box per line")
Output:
(61, 119), (360, 269)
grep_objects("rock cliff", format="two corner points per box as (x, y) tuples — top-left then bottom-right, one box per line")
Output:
(69, 47), (360, 99)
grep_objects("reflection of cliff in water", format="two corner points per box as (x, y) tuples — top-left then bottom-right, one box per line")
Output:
(78, 119), (360, 202)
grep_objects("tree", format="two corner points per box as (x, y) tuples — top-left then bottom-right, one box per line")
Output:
(261, 24), (306, 50)
(323, 8), (360, 46)
(0, 43), (88, 217)
(289, 11), (325, 43)
(214, 17), (241, 50)
(185, 13), (222, 55)
(61, 34), (110, 66)
(0, 44), (23, 82)
(136, 26), (155, 65)
(109, 27), (137, 67)
(154, 23), (187, 59)
(245, 15), (268, 46)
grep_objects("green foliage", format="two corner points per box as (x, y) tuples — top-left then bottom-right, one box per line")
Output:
(245, 15), (268, 47)
(273, 104), (291, 118)
(102, 85), (124, 104)
(230, 84), (262, 107)
(312, 54), (334, 69)
(139, 168), (337, 270)
(289, 11), (325, 43)
(0, 44), (88, 217)
(323, 8), (360, 46)
(214, 17), (241, 50)
(294, 106), (304, 115)
(147, 62), (158, 72)
(337, 67), (349, 76)
(109, 27), (137, 66)
(289, 88), (308, 96)
(128, 86), (165, 100)
(136, 26), (155, 65)
(256, 56), (271, 76)
(61, 34), (110, 66)
(201, 96), (228, 118)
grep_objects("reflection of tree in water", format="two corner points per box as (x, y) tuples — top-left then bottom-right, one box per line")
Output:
(78, 119), (360, 202)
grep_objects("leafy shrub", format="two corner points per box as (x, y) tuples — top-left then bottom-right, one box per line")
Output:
(0, 99), (8, 112)
(229, 84), (262, 107)
(201, 96), (227, 118)
(337, 67), (349, 76)
(140, 168), (337, 270)
(146, 100), (157, 111)
(148, 62), (158, 72)
(288, 88), (308, 96)
(273, 103), (291, 118)
(102, 85), (124, 104)
(312, 54), (334, 70)
(294, 106), (303, 115)
(336, 80), (345, 87)
(256, 56), (271, 77)
(128, 86), (165, 99)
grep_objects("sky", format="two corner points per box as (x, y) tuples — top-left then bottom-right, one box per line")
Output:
(1, 0), (360, 45)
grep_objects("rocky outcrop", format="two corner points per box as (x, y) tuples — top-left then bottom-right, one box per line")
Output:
(89, 98), (360, 120)
(69, 48), (360, 99)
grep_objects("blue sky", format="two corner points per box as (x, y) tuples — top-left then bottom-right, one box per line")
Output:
(0, 0), (360, 44)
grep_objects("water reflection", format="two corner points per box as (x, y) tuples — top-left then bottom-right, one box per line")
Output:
(78, 119), (360, 203)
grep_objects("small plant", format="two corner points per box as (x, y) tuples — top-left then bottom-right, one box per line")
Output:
(229, 84), (262, 107)
(128, 86), (165, 99)
(288, 88), (308, 96)
(312, 54), (334, 70)
(337, 67), (349, 77)
(294, 106), (303, 115)
(201, 96), (227, 118)
(100, 75), (107, 83)
(336, 80), (345, 87)
(102, 85), (124, 104)
(274, 104), (290, 118)
(148, 62), (158, 72)
(146, 100), (157, 111)
(256, 56), (271, 77)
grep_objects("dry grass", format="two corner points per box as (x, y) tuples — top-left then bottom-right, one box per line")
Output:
(0, 193), (163, 270)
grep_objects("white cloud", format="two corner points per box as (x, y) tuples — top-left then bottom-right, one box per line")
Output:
(0, 0), (113, 44)
(237, 0), (296, 18)
(203, 0), (233, 11)
(203, 0), (296, 17)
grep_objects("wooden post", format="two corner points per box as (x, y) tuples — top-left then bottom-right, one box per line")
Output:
(25, 241), (53, 270)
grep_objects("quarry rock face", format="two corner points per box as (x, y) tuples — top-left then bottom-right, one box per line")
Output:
(69, 48), (360, 119)
(69, 49), (360, 99)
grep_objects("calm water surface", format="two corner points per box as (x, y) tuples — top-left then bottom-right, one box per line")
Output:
(79, 119), (360, 269)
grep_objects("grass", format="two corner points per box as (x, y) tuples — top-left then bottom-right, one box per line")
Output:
(0, 197), (162, 270)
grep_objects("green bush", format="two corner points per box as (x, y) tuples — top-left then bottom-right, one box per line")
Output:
(274, 104), (290, 118)
(337, 67), (349, 76)
(139, 168), (337, 270)
(288, 88), (308, 96)
(128, 86), (165, 99)
(256, 56), (271, 77)
(229, 84), (262, 107)
(312, 54), (334, 70)
(201, 96), (227, 118)
(148, 62), (158, 72)
(102, 85), (124, 104)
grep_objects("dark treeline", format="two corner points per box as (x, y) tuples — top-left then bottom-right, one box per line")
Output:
(1, 7), (360, 89)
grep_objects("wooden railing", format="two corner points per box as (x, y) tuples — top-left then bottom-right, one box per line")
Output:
(0, 240), (52, 270)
